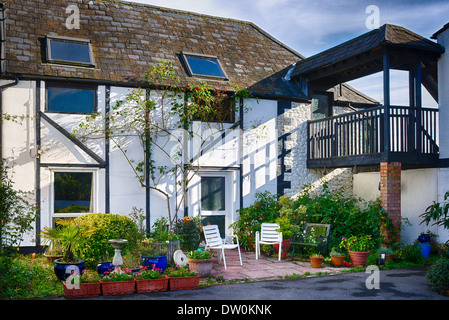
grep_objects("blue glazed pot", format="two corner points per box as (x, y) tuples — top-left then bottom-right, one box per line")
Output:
(417, 243), (431, 258)
(54, 258), (85, 281)
(141, 255), (168, 272)
(96, 261), (114, 276)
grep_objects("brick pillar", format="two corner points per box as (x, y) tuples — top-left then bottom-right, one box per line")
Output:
(380, 162), (401, 242)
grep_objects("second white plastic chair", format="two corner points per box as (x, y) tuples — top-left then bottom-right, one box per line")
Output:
(255, 223), (283, 261)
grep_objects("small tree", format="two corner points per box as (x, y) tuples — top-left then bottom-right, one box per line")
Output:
(0, 162), (38, 254)
(74, 60), (253, 229)
(420, 191), (449, 243)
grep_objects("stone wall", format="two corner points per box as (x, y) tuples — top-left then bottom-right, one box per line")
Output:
(280, 101), (353, 199)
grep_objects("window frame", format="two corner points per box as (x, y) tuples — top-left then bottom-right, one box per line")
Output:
(45, 82), (98, 115)
(50, 168), (98, 219)
(46, 35), (95, 68)
(181, 52), (228, 80)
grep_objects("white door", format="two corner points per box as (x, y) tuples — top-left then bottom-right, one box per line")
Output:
(196, 172), (233, 237)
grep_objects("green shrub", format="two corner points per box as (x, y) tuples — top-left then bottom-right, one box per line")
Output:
(73, 213), (139, 268)
(425, 258), (449, 293)
(0, 164), (38, 253)
(292, 183), (395, 249)
(232, 183), (395, 253)
(230, 191), (280, 250)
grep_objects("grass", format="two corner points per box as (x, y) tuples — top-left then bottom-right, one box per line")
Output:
(0, 253), (64, 300)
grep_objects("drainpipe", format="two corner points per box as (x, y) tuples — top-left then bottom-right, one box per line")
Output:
(0, 3), (6, 75)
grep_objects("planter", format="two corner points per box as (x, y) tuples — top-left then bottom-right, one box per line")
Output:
(310, 256), (323, 268)
(417, 243), (432, 258)
(348, 251), (370, 267)
(63, 281), (101, 299)
(187, 258), (214, 277)
(168, 275), (201, 291)
(141, 255), (168, 272)
(135, 276), (169, 293)
(273, 239), (292, 259)
(44, 253), (63, 263)
(100, 280), (135, 296)
(54, 259), (85, 282)
(330, 255), (345, 267)
(96, 261), (114, 277)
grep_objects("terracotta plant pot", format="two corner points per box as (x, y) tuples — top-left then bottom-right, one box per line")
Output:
(100, 280), (135, 296)
(310, 256), (324, 268)
(168, 276), (200, 291)
(63, 281), (101, 299)
(273, 239), (292, 259)
(349, 250), (370, 267)
(135, 276), (169, 293)
(330, 255), (345, 267)
(187, 258), (214, 277)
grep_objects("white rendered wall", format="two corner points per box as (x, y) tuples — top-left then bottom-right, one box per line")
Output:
(1, 80), (37, 246)
(241, 98), (278, 206)
(353, 169), (449, 245)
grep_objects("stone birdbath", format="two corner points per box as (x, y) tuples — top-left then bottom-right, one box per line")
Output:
(108, 239), (128, 271)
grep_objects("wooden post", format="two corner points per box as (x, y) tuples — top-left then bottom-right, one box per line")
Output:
(415, 58), (422, 155)
(383, 51), (391, 159)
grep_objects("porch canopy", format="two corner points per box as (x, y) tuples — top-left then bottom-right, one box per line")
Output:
(290, 24), (444, 169)
(291, 24), (443, 102)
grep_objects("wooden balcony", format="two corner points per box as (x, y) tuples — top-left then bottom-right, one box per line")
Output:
(307, 105), (439, 168)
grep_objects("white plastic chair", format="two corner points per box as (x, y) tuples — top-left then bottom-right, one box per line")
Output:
(203, 224), (242, 269)
(255, 223), (283, 261)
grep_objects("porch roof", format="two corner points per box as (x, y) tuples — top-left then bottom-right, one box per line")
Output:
(291, 24), (444, 78)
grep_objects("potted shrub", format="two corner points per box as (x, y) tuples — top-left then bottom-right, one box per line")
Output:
(40, 220), (95, 281)
(43, 245), (64, 263)
(100, 267), (135, 296)
(135, 266), (168, 293)
(165, 265), (200, 291)
(330, 248), (346, 267)
(187, 248), (214, 277)
(340, 235), (375, 267)
(377, 247), (393, 265)
(309, 254), (324, 268)
(140, 239), (169, 272)
(63, 269), (101, 299)
(425, 258), (449, 296)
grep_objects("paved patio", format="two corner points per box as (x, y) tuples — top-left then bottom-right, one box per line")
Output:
(208, 249), (349, 281)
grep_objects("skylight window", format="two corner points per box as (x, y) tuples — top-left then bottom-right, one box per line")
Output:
(182, 52), (227, 79)
(46, 36), (94, 67)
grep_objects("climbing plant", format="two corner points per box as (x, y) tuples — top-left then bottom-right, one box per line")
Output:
(74, 60), (254, 228)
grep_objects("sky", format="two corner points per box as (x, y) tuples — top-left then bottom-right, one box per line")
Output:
(122, 0), (449, 107)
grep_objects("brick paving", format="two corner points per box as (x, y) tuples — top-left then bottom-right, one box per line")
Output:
(208, 249), (349, 281)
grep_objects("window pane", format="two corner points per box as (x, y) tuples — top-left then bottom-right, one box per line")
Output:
(201, 177), (225, 211)
(54, 172), (93, 214)
(49, 39), (92, 64)
(47, 86), (95, 113)
(312, 94), (329, 120)
(185, 55), (226, 78)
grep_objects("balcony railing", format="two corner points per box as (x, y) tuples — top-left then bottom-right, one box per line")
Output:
(307, 105), (439, 168)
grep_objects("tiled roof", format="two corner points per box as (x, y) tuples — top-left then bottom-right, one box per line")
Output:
(291, 24), (444, 78)
(3, 0), (307, 99)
